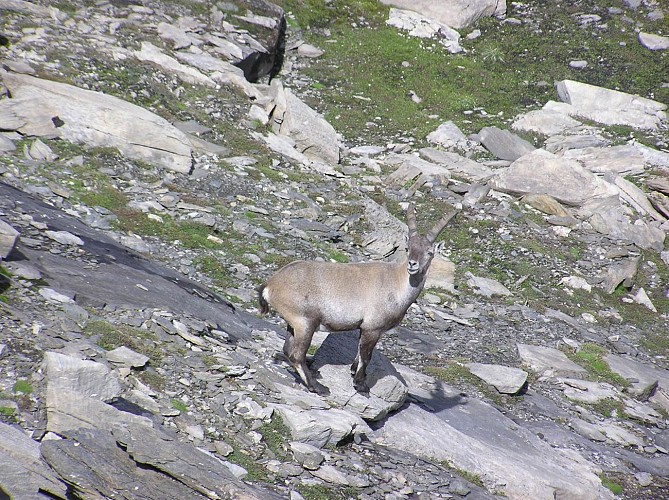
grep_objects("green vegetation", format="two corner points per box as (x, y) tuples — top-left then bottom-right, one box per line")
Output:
(13, 380), (33, 395)
(297, 484), (362, 500)
(273, 1), (665, 147)
(257, 414), (291, 460)
(0, 406), (15, 417)
(600, 474), (624, 495)
(564, 343), (630, 388)
(83, 319), (162, 365)
(171, 399), (188, 414)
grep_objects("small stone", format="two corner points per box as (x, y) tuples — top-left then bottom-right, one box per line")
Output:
(106, 346), (150, 368)
(635, 471), (652, 487)
(45, 230), (84, 246)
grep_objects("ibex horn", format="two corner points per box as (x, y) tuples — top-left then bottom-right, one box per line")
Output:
(406, 203), (418, 236)
(426, 207), (458, 243)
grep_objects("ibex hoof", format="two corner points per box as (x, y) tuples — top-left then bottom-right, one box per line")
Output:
(354, 381), (370, 396)
(309, 381), (330, 396)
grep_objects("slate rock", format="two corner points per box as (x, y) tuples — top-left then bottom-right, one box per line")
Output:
(106, 346), (150, 368)
(563, 145), (646, 176)
(377, 366), (606, 500)
(271, 404), (371, 448)
(489, 149), (618, 207)
(638, 32), (669, 50)
(466, 363), (528, 394)
(517, 344), (588, 378)
(311, 330), (409, 421)
(556, 79), (667, 130)
(604, 353), (669, 400)
(559, 378), (619, 404)
(381, 0), (506, 29)
(0, 421), (67, 499)
(0, 70), (194, 173)
(411, 154), (487, 190)
(478, 126), (535, 161)
(0, 217), (19, 258)
(466, 273), (512, 297)
(426, 120), (469, 150)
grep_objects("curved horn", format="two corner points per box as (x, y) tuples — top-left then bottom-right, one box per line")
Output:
(426, 208), (457, 243)
(406, 203), (418, 236)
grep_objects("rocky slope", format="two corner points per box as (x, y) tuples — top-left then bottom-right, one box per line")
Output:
(1, 1), (669, 499)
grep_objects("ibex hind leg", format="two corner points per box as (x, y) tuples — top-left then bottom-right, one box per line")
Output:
(287, 320), (329, 395)
(352, 329), (383, 395)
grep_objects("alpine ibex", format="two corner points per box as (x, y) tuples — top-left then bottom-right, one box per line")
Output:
(258, 203), (457, 395)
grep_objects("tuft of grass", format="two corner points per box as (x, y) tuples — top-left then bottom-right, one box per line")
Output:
(171, 399), (188, 414)
(84, 319), (162, 365)
(600, 474), (623, 495)
(257, 414), (290, 460)
(13, 380), (33, 395)
(565, 343), (630, 388)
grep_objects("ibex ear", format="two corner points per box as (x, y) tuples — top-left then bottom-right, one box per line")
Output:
(434, 241), (445, 254)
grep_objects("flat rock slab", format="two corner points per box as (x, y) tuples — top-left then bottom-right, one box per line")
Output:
(0, 421), (67, 499)
(559, 378), (619, 404)
(478, 126), (535, 161)
(563, 145), (646, 176)
(420, 148), (494, 182)
(466, 363), (528, 394)
(517, 344), (588, 378)
(0, 70), (193, 172)
(376, 366), (607, 500)
(381, 0), (506, 29)
(604, 353), (669, 400)
(41, 425), (276, 500)
(489, 149), (619, 207)
(311, 330), (409, 421)
(0, 217), (19, 258)
(556, 79), (667, 130)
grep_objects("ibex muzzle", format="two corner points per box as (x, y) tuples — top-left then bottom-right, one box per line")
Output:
(258, 203), (457, 395)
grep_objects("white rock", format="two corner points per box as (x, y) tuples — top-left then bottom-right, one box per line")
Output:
(466, 363), (528, 394)
(45, 230), (84, 246)
(638, 32), (669, 50)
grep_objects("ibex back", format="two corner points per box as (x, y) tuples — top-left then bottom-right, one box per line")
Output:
(258, 203), (457, 395)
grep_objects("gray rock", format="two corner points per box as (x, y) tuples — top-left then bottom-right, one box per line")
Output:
(381, 0), (506, 29)
(426, 120), (469, 149)
(0, 71), (194, 173)
(311, 331), (408, 421)
(270, 82), (340, 165)
(512, 103), (584, 136)
(377, 366), (607, 500)
(600, 256), (640, 294)
(556, 79), (667, 130)
(45, 230), (84, 246)
(466, 273), (512, 297)
(385, 8), (462, 52)
(0, 421), (67, 499)
(0, 133), (16, 152)
(134, 42), (215, 87)
(106, 346), (149, 368)
(517, 344), (588, 378)
(563, 145), (646, 176)
(27, 138), (57, 161)
(0, 217), (19, 258)
(604, 353), (669, 400)
(478, 126), (535, 161)
(420, 148), (494, 182)
(559, 378), (619, 404)
(489, 149), (618, 207)
(272, 404), (371, 448)
(638, 32), (669, 51)
(290, 441), (324, 469)
(466, 363), (528, 394)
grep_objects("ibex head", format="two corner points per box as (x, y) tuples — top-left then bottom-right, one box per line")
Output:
(405, 203), (455, 278)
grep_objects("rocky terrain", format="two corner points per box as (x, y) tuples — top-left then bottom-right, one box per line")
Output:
(1, 0), (669, 499)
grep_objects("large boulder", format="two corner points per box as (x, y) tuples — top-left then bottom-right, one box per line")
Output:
(381, 0), (506, 29)
(0, 71), (194, 173)
(489, 149), (619, 206)
(311, 331), (409, 421)
(556, 80), (667, 130)
(375, 366), (610, 500)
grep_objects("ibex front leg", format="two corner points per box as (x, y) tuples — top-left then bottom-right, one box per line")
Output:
(352, 329), (384, 395)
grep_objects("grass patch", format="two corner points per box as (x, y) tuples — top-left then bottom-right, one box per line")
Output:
(600, 474), (624, 495)
(13, 380), (33, 395)
(83, 319), (162, 365)
(171, 399), (188, 414)
(275, 0), (665, 147)
(257, 414), (291, 460)
(297, 484), (362, 500)
(0, 406), (15, 417)
(565, 343), (630, 388)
